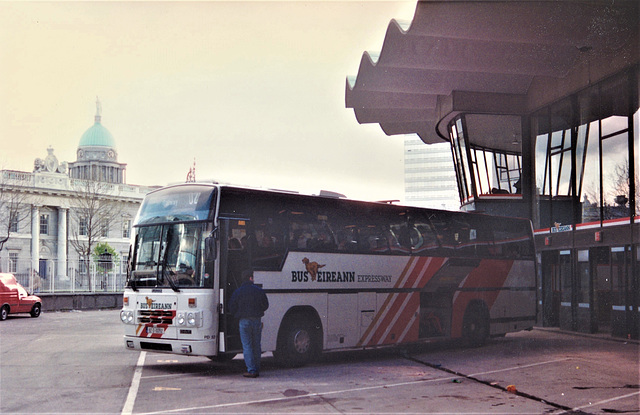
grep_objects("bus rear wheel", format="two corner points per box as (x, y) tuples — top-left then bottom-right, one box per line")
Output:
(462, 302), (489, 347)
(274, 317), (320, 367)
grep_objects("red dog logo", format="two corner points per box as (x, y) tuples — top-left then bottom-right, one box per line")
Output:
(302, 257), (325, 281)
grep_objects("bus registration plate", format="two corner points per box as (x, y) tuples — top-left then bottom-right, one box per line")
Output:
(146, 327), (165, 335)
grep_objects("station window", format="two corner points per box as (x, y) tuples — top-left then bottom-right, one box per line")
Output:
(534, 69), (637, 228)
(450, 115), (522, 201)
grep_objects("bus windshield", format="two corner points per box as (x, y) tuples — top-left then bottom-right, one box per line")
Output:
(135, 185), (216, 225)
(130, 222), (211, 288)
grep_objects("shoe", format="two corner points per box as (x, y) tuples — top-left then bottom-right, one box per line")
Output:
(243, 372), (259, 378)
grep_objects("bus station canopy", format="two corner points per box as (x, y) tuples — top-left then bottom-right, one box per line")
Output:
(345, 1), (639, 151)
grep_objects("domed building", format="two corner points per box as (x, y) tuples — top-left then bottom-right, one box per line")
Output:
(68, 98), (127, 184)
(0, 99), (156, 306)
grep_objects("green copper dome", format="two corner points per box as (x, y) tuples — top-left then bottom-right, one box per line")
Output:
(79, 121), (116, 148)
(79, 98), (116, 148)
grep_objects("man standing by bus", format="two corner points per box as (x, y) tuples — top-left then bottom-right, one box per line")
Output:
(229, 269), (269, 378)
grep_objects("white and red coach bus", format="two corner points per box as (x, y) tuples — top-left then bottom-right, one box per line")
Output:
(121, 183), (536, 365)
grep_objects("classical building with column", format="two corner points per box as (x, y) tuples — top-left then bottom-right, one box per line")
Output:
(0, 100), (156, 292)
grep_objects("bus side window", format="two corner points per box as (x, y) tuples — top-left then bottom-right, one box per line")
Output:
(452, 220), (474, 256)
(388, 222), (411, 254)
(411, 220), (439, 255)
(288, 210), (338, 252)
(335, 227), (358, 251)
(290, 221), (313, 250)
(251, 219), (286, 270)
(306, 219), (336, 251)
(473, 224), (499, 257)
(332, 208), (358, 252)
(493, 221), (532, 259)
(358, 225), (389, 253)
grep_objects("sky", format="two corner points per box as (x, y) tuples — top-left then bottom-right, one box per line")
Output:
(0, 1), (418, 202)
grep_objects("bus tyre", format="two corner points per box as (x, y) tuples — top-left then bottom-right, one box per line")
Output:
(30, 303), (41, 318)
(462, 302), (489, 347)
(275, 317), (319, 367)
(0, 305), (8, 321)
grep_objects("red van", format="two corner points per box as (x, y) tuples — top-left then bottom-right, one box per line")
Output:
(0, 273), (42, 321)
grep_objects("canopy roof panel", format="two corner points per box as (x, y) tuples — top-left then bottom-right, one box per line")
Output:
(346, 0), (639, 148)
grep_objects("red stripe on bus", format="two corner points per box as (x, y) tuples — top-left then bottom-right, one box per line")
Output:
(378, 293), (420, 345)
(450, 259), (514, 338)
(357, 257), (419, 346)
(361, 257), (447, 346)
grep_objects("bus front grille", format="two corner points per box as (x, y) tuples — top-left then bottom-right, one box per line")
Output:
(137, 310), (175, 325)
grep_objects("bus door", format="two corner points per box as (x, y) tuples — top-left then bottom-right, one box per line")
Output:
(633, 247), (640, 339)
(576, 249), (593, 333)
(609, 246), (632, 338)
(557, 250), (575, 331)
(541, 250), (562, 327)
(219, 218), (251, 352)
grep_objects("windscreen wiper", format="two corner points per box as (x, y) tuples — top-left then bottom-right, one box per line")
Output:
(161, 230), (180, 292)
(162, 266), (180, 292)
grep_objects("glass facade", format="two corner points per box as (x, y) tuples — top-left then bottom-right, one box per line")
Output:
(534, 69), (637, 229)
(449, 117), (522, 200)
(443, 67), (639, 338)
(450, 119), (471, 202)
(448, 68), (638, 230)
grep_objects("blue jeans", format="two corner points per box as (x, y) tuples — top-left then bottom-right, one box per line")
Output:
(239, 317), (262, 374)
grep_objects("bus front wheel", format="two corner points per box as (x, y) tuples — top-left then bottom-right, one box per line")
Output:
(274, 317), (320, 367)
(462, 302), (489, 347)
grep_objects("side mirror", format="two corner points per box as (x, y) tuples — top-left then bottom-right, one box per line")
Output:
(205, 228), (218, 261)
(205, 237), (217, 261)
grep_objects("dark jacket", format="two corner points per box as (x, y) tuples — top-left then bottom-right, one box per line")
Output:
(228, 280), (269, 319)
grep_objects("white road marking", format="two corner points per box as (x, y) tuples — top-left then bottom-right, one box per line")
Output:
(553, 390), (640, 414)
(136, 374), (462, 415)
(142, 373), (190, 380)
(468, 357), (572, 377)
(121, 351), (146, 415)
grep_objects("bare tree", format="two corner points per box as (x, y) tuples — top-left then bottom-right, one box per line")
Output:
(582, 159), (640, 220)
(610, 158), (640, 215)
(0, 171), (32, 261)
(68, 179), (121, 291)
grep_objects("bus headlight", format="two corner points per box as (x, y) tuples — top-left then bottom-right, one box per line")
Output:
(175, 311), (201, 327)
(120, 310), (134, 324)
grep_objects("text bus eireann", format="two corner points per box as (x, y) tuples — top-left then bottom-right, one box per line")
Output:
(121, 183), (537, 366)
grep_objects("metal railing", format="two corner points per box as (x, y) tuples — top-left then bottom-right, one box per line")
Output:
(1, 258), (127, 294)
